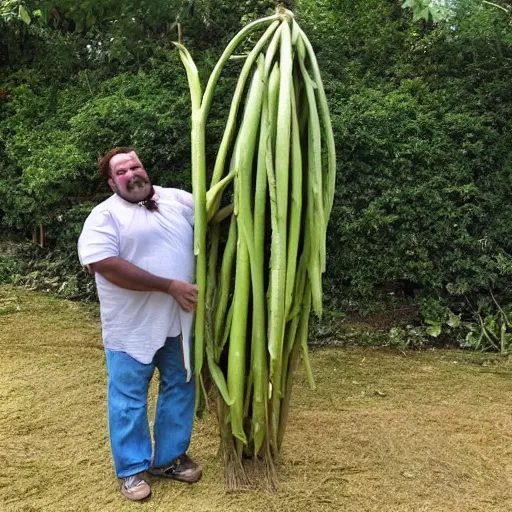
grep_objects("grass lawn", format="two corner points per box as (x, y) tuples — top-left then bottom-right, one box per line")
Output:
(1, 285), (512, 511)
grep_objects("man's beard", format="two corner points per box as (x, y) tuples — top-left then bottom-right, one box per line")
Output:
(116, 178), (158, 211)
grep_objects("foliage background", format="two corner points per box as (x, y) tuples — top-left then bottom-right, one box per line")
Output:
(1, 0), (512, 344)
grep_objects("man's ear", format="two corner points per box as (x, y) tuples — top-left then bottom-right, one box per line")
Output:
(108, 178), (116, 192)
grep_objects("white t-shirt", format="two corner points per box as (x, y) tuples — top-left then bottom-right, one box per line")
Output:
(77, 186), (195, 380)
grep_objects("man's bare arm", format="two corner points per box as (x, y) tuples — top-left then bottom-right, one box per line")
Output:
(89, 256), (198, 312)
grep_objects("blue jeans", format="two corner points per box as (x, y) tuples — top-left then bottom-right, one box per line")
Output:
(105, 336), (195, 478)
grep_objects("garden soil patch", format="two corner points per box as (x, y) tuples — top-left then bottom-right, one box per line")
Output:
(1, 286), (512, 511)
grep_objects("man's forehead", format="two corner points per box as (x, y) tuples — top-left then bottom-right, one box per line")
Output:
(110, 151), (141, 169)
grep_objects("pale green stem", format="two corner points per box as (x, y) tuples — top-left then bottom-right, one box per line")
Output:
(284, 76), (303, 318)
(226, 58), (266, 447)
(294, 23), (336, 227)
(251, 53), (272, 457)
(201, 15), (281, 127)
(269, 19), (294, 453)
(210, 20), (281, 188)
(213, 216), (237, 354)
(297, 35), (324, 316)
(174, 44), (207, 410)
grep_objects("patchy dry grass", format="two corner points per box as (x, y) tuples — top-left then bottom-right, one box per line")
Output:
(1, 285), (512, 511)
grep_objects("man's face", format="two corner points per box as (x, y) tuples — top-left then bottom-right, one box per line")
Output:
(108, 152), (152, 203)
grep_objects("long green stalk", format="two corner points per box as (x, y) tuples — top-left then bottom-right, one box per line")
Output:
(201, 15), (280, 127)
(264, 61), (281, 452)
(210, 21), (280, 188)
(227, 59), (266, 447)
(204, 224), (234, 406)
(250, 29), (282, 458)
(226, 230), (251, 445)
(297, 35), (324, 316)
(174, 43), (207, 404)
(294, 23), (336, 228)
(213, 216), (237, 357)
(269, 18), (293, 452)
(234, 58), (267, 452)
(250, 53), (272, 457)
(284, 77), (303, 318)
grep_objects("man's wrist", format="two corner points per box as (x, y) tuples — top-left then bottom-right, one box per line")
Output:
(166, 279), (175, 295)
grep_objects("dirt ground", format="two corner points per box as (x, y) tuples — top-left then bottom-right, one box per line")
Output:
(1, 285), (512, 512)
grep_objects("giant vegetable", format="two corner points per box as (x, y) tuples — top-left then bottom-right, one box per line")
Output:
(175, 4), (336, 487)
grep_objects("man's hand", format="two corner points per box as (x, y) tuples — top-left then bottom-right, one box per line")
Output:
(167, 280), (198, 313)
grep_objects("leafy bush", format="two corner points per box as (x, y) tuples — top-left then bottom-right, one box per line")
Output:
(1, 0), (512, 353)
(326, 77), (512, 302)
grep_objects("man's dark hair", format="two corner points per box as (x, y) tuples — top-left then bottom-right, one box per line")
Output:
(98, 147), (137, 180)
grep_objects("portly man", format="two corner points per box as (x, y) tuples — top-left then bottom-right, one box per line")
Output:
(78, 147), (202, 501)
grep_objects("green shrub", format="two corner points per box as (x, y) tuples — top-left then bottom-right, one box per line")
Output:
(2, 0), (512, 346)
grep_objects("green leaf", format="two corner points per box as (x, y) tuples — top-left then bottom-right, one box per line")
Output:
(426, 324), (442, 337)
(19, 5), (31, 25)
(447, 309), (461, 328)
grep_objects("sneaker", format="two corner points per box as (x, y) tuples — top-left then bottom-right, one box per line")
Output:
(120, 472), (151, 501)
(148, 453), (203, 484)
